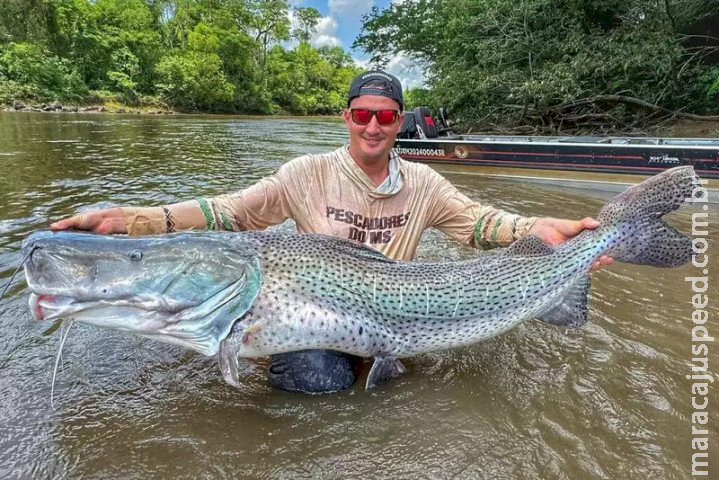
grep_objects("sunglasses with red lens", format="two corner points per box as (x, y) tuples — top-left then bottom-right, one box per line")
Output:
(350, 108), (400, 126)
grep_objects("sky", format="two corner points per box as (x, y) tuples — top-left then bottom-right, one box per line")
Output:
(288, 0), (425, 89)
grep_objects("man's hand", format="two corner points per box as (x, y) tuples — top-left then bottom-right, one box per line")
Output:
(529, 217), (614, 271)
(50, 207), (128, 234)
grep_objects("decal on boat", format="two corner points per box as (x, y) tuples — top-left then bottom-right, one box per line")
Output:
(396, 147), (446, 157)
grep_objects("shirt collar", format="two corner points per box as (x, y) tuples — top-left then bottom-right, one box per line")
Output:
(338, 145), (404, 196)
(376, 149), (403, 194)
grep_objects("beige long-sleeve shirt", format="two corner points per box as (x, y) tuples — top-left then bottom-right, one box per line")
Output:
(122, 146), (536, 260)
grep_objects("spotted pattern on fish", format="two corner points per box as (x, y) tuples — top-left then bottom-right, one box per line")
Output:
(225, 166), (698, 362)
(21, 166), (699, 389)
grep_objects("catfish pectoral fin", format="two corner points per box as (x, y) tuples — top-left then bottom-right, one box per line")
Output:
(366, 356), (407, 389)
(218, 337), (253, 388)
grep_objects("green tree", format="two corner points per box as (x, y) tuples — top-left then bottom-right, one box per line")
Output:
(0, 0), (61, 45)
(0, 0), (360, 114)
(246, 0), (290, 65)
(184, 20), (263, 111)
(72, 0), (161, 94)
(710, 69), (719, 97)
(265, 42), (360, 114)
(356, 0), (719, 133)
(0, 41), (86, 102)
(318, 45), (354, 68)
(404, 87), (435, 111)
(156, 50), (234, 110)
(293, 6), (321, 44)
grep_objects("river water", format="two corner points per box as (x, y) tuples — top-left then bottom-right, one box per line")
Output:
(0, 112), (717, 479)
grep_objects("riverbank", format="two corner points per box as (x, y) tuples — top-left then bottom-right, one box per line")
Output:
(2, 99), (175, 115)
(2, 100), (718, 138)
(651, 119), (719, 138)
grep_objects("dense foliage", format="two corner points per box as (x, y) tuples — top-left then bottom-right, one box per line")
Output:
(356, 0), (719, 133)
(0, 0), (360, 113)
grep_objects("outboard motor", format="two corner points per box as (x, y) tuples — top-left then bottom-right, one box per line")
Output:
(413, 107), (438, 138)
(398, 112), (418, 139)
(398, 107), (452, 139)
(438, 107), (450, 130)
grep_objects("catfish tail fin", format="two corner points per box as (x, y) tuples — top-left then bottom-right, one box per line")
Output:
(597, 166), (699, 268)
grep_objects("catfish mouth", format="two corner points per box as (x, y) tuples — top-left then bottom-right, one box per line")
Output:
(27, 280), (253, 356)
(25, 269), (262, 357)
(28, 292), (170, 323)
(29, 293), (77, 321)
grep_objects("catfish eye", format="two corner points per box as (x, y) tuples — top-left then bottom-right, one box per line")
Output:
(129, 251), (143, 261)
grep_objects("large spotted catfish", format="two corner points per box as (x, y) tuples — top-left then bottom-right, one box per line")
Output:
(22, 166), (699, 389)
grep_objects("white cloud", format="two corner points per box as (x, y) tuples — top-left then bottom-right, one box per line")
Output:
(352, 57), (371, 69)
(312, 16), (341, 47)
(385, 53), (425, 90)
(286, 11), (341, 48)
(328, 0), (375, 20)
(288, 10), (300, 31)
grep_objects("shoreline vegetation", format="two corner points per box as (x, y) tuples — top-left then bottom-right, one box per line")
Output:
(0, 1), (362, 119)
(3, 98), (717, 139)
(353, 1), (719, 135)
(1, 98), (174, 115)
(2, 1), (718, 135)
(0, 98), (343, 122)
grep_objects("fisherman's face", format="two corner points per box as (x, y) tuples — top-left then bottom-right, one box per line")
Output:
(344, 95), (403, 165)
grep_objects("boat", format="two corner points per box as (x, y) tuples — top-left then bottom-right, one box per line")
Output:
(395, 107), (719, 200)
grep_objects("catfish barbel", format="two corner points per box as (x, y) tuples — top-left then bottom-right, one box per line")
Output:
(21, 166), (700, 389)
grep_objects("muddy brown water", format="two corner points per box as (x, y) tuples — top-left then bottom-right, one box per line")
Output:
(0, 112), (717, 479)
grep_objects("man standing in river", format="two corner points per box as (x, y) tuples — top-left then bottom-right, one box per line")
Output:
(51, 70), (611, 393)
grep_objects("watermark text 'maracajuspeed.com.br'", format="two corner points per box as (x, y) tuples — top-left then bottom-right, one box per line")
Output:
(685, 178), (712, 476)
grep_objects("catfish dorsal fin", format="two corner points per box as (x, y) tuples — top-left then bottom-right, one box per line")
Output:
(538, 275), (590, 328)
(506, 235), (554, 256)
(336, 240), (395, 262)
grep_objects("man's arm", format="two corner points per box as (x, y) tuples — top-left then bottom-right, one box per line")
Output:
(422, 170), (612, 270)
(50, 158), (309, 235)
(424, 171), (538, 248)
(50, 201), (206, 235)
(50, 190), (286, 235)
(51, 176), (293, 235)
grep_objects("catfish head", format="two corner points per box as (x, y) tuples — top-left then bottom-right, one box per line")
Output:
(23, 231), (262, 355)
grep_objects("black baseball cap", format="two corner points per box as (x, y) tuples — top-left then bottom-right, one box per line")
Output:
(347, 70), (404, 110)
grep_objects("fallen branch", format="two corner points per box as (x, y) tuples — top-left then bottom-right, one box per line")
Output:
(555, 95), (719, 121)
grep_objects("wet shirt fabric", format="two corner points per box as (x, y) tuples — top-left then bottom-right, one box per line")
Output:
(122, 146), (536, 260)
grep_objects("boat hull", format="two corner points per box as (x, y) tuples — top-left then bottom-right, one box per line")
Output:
(395, 137), (719, 179)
